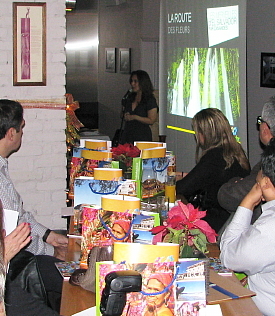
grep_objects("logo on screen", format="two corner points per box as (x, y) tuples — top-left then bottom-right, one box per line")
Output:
(207, 5), (239, 47)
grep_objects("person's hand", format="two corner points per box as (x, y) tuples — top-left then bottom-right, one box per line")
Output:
(239, 275), (248, 287)
(124, 112), (137, 121)
(256, 169), (263, 184)
(124, 112), (131, 121)
(46, 231), (68, 247)
(124, 112), (129, 121)
(0, 301), (5, 316)
(53, 245), (67, 261)
(46, 231), (68, 260)
(4, 222), (31, 265)
(240, 182), (262, 210)
(258, 175), (275, 202)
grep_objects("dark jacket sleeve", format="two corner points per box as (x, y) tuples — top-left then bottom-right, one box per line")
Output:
(217, 161), (261, 213)
(176, 150), (224, 197)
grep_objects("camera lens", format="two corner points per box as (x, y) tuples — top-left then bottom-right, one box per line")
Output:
(111, 279), (123, 291)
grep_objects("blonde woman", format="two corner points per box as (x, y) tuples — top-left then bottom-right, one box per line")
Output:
(176, 108), (250, 233)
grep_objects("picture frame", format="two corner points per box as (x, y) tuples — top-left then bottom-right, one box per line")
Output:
(105, 48), (116, 73)
(13, 2), (46, 86)
(119, 48), (131, 74)
(260, 52), (275, 88)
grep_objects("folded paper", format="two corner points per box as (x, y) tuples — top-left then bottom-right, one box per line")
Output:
(81, 207), (133, 264)
(132, 211), (160, 244)
(141, 147), (166, 159)
(207, 269), (255, 304)
(81, 149), (112, 161)
(101, 195), (140, 213)
(96, 259), (207, 316)
(113, 242), (179, 263)
(93, 168), (122, 180)
(68, 148), (112, 199)
(85, 140), (110, 151)
(80, 138), (111, 149)
(74, 177), (121, 207)
(134, 141), (166, 150)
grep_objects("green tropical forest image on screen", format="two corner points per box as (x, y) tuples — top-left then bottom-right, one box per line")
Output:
(167, 47), (239, 127)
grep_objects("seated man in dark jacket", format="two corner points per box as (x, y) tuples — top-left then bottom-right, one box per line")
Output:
(218, 96), (275, 224)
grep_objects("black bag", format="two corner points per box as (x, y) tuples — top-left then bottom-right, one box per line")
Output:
(8, 250), (47, 305)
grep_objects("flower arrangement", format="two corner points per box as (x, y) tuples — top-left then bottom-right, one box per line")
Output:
(151, 201), (217, 258)
(111, 143), (141, 172)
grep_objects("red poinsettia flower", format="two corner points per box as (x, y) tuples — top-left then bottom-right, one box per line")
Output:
(167, 215), (187, 230)
(150, 225), (168, 243)
(151, 201), (217, 248)
(111, 144), (141, 170)
(111, 143), (140, 158)
(168, 201), (217, 243)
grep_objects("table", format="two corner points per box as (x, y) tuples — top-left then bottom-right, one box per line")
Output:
(60, 241), (262, 316)
(60, 242), (262, 316)
(60, 237), (95, 316)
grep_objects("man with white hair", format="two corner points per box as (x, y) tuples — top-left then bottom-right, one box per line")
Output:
(218, 96), (275, 223)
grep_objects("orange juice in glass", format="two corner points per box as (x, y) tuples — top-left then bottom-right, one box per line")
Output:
(165, 175), (176, 203)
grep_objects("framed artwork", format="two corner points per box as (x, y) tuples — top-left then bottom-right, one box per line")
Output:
(119, 48), (131, 74)
(105, 48), (116, 73)
(260, 52), (275, 88)
(13, 2), (46, 86)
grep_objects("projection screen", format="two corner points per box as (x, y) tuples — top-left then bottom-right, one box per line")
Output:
(159, 0), (247, 171)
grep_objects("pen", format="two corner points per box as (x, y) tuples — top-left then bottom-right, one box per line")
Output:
(209, 282), (239, 299)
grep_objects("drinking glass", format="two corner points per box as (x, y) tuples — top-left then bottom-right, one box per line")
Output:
(165, 175), (176, 203)
(157, 196), (169, 225)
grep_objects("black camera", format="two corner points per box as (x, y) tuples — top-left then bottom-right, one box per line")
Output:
(100, 270), (142, 316)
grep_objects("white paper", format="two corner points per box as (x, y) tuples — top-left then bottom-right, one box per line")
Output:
(67, 234), (83, 239)
(206, 304), (223, 316)
(3, 209), (19, 235)
(61, 206), (74, 216)
(72, 306), (96, 316)
(71, 305), (221, 316)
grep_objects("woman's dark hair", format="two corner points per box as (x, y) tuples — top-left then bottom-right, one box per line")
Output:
(129, 70), (154, 101)
(0, 99), (23, 140)
(261, 138), (275, 186)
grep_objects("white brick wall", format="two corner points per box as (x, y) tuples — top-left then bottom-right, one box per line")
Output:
(8, 108), (67, 230)
(1, 0), (68, 230)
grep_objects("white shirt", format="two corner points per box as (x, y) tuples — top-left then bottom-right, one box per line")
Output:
(0, 156), (54, 256)
(220, 200), (275, 316)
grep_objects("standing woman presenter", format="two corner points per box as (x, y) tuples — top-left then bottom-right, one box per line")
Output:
(121, 70), (158, 144)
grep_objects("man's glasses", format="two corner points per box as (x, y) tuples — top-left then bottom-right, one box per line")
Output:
(257, 116), (270, 130)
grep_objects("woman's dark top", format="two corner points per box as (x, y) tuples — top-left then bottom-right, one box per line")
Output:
(121, 94), (158, 144)
(176, 147), (250, 233)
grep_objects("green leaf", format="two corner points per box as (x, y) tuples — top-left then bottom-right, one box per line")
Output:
(166, 228), (184, 244)
(180, 245), (195, 258)
(163, 233), (173, 243)
(189, 229), (203, 236)
(192, 233), (208, 253)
